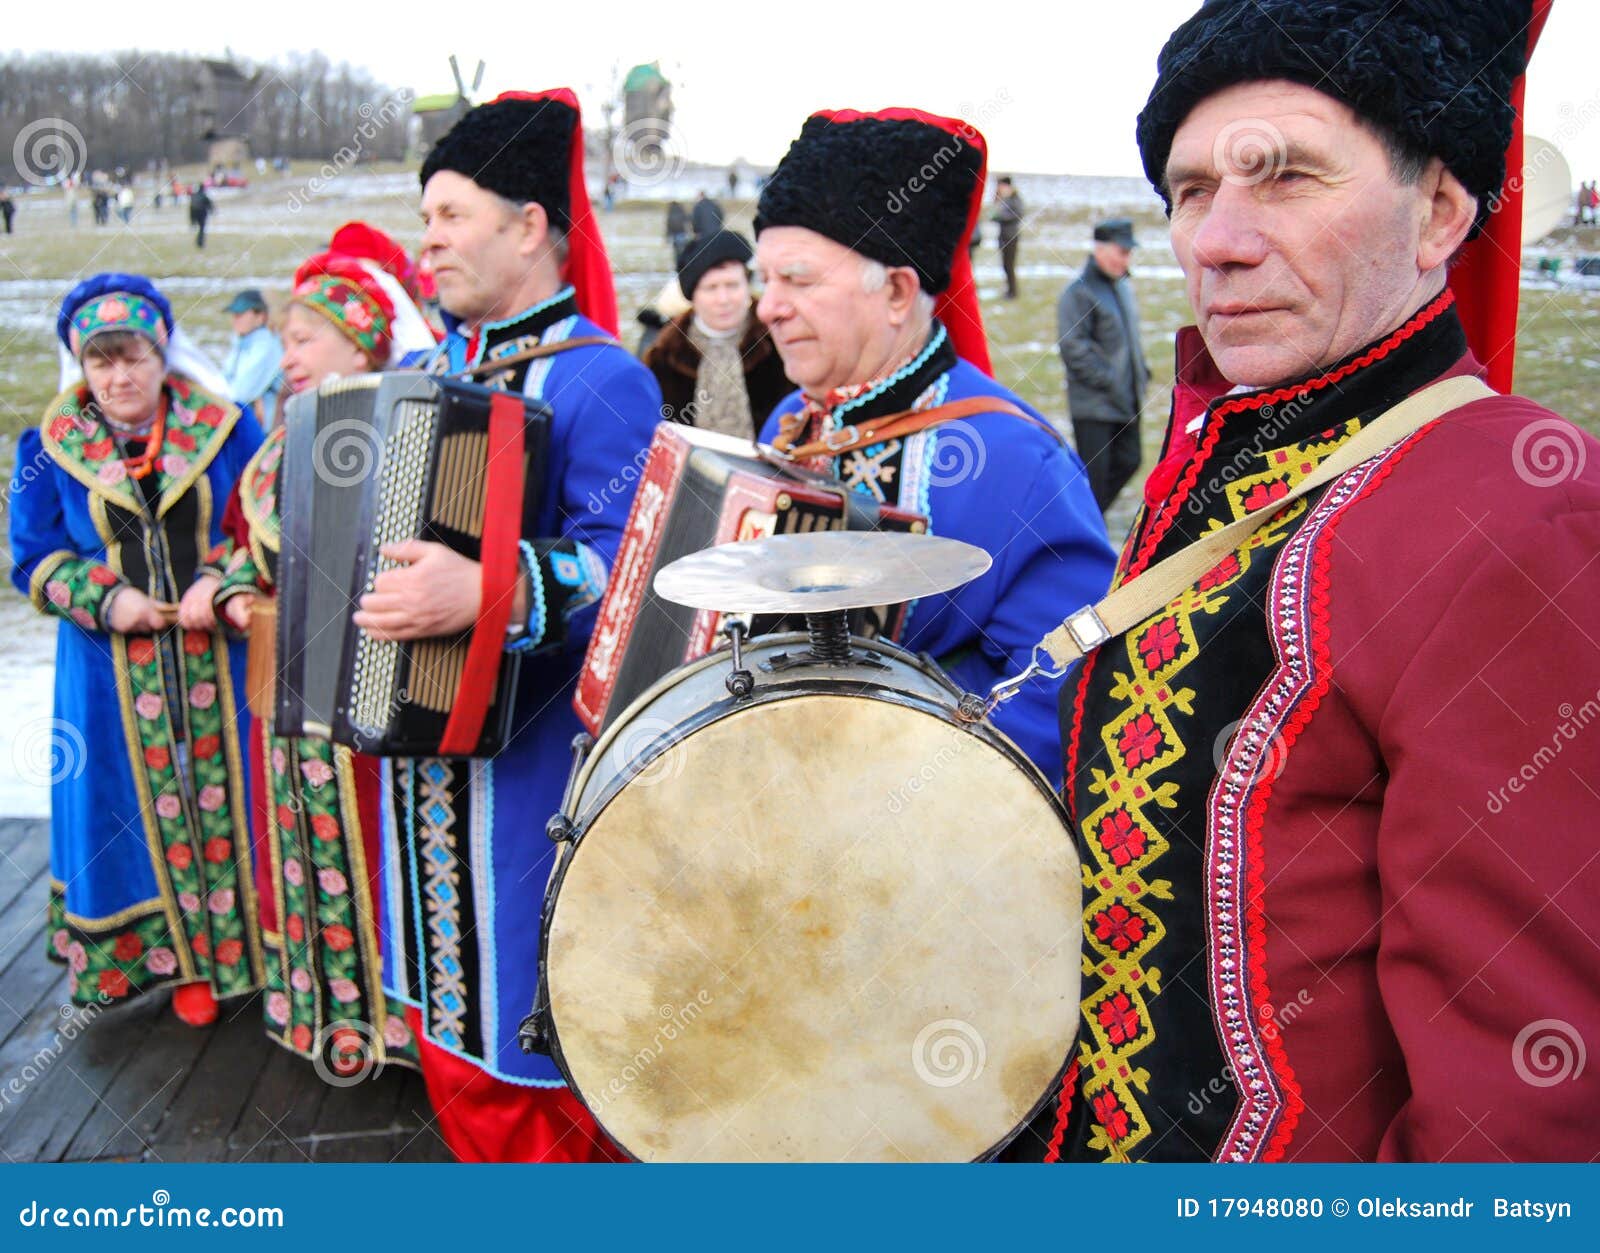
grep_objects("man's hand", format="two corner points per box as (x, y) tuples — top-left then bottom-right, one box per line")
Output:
(353, 540), (482, 641)
(178, 574), (220, 631)
(106, 588), (169, 634)
(221, 592), (255, 633)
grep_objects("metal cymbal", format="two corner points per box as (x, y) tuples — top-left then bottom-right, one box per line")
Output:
(653, 531), (992, 614)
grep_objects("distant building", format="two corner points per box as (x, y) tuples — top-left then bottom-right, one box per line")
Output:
(411, 92), (471, 155)
(622, 62), (673, 159)
(196, 60), (260, 167)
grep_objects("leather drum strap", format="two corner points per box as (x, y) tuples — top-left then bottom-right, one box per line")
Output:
(775, 396), (1068, 462)
(458, 336), (619, 378)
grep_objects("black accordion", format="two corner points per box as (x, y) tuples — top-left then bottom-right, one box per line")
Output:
(274, 372), (550, 756)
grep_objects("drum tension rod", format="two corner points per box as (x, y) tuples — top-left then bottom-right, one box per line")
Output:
(722, 619), (756, 699)
(545, 732), (594, 844)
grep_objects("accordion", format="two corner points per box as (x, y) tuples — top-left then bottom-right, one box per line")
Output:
(573, 423), (926, 734)
(274, 372), (550, 756)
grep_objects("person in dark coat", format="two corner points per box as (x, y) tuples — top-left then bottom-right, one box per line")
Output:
(644, 229), (791, 438)
(189, 186), (213, 249)
(991, 176), (1025, 297)
(691, 189), (723, 236)
(665, 200), (690, 258)
(1057, 217), (1150, 512)
(0, 191), (15, 235)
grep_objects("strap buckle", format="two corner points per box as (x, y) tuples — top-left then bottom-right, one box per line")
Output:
(1064, 605), (1112, 655)
(822, 423), (859, 452)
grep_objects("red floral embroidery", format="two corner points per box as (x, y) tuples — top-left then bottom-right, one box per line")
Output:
(277, 803), (297, 831)
(287, 915), (305, 943)
(98, 969), (131, 998)
(203, 837), (232, 864)
(192, 734), (220, 760)
(1092, 904), (1146, 953)
(165, 844), (193, 869)
(167, 428), (197, 452)
(88, 565), (120, 586)
(1091, 1089), (1131, 1142)
(1198, 553), (1241, 591)
(1117, 713), (1165, 769)
(1136, 617), (1183, 671)
(215, 939), (243, 967)
(144, 745), (171, 771)
(291, 1024), (313, 1052)
(323, 924), (354, 952)
(190, 933), (210, 957)
(112, 932), (143, 962)
(1096, 991), (1141, 1045)
(82, 437), (114, 462)
(127, 638), (156, 666)
(311, 814), (340, 842)
(1097, 809), (1148, 869)
(1242, 479), (1289, 511)
(48, 415), (76, 442)
(183, 630), (210, 656)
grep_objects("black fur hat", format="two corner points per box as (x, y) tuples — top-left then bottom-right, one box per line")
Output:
(420, 92), (579, 231)
(1136, 0), (1533, 236)
(755, 111), (984, 294)
(677, 229), (754, 298)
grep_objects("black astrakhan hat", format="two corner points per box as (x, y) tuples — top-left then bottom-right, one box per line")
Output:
(755, 109), (984, 296)
(1136, 0), (1533, 237)
(677, 229), (754, 299)
(421, 91), (580, 231)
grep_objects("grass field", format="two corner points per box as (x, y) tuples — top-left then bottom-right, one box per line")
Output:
(4, 160), (1600, 552)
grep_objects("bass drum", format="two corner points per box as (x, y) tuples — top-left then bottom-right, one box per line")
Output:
(536, 633), (1080, 1162)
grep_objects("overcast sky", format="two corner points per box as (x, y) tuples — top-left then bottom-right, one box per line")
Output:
(16, 1), (1600, 182)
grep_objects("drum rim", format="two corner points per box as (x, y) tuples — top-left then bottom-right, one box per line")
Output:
(536, 650), (1076, 1163)
(571, 631), (966, 809)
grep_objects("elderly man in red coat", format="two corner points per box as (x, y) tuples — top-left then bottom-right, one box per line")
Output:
(1009, 0), (1600, 1163)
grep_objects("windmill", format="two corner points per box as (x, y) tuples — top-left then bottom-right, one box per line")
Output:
(413, 56), (484, 152)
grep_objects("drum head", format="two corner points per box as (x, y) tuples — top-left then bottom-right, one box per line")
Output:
(546, 693), (1081, 1162)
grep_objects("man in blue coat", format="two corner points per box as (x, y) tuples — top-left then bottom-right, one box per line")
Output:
(351, 90), (662, 1162)
(753, 108), (1115, 780)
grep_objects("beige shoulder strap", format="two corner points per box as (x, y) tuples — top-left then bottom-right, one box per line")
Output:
(1034, 374), (1494, 672)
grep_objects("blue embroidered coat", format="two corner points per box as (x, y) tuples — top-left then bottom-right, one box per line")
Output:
(761, 324), (1116, 782)
(380, 288), (664, 1086)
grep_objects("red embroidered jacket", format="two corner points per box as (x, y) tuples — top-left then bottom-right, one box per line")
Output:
(1011, 294), (1600, 1163)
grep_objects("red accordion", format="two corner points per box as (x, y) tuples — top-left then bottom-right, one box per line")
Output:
(574, 424), (925, 734)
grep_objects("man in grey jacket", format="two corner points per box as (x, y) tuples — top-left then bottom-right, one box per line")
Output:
(1057, 217), (1150, 511)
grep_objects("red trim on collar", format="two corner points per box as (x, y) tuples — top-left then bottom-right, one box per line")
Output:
(1132, 289), (1456, 580)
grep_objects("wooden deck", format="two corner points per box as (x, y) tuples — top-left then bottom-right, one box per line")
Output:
(0, 817), (452, 1163)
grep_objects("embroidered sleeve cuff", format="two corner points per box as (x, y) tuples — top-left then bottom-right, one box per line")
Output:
(30, 552), (128, 632)
(504, 539), (609, 656)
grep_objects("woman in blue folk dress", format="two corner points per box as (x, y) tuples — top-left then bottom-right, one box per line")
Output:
(7, 273), (263, 1025)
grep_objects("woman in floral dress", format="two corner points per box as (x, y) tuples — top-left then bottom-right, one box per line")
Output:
(7, 272), (264, 1026)
(207, 249), (429, 1074)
